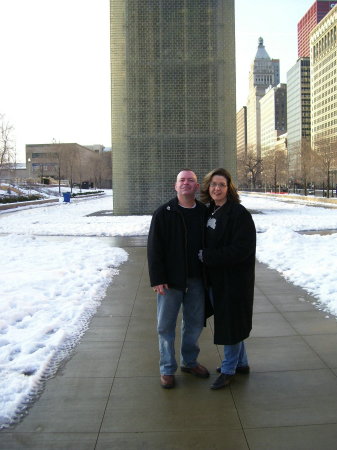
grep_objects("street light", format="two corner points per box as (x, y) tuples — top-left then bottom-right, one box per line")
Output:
(27, 157), (31, 179)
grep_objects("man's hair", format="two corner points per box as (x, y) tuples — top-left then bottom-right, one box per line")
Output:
(200, 168), (240, 204)
(176, 169), (197, 181)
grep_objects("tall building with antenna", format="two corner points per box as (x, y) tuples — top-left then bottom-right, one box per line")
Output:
(246, 38), (279, 159)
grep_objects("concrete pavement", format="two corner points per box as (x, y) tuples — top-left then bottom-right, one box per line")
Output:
(2, 238), (337, 449)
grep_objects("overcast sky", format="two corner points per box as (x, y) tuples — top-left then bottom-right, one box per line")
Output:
(0, 0), (315, 162)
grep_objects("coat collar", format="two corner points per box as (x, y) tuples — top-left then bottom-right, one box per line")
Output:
(167, 196), (204, 212)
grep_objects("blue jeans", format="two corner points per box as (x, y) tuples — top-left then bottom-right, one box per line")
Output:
(157, 278), (205, 375)
(208, 288), (249, 375)
(220, 341), (248, 375)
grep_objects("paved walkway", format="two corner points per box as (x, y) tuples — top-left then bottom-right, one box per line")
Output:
(2, 239), (337, 449)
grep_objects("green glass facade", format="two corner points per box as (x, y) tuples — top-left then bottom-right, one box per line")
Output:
(110, 0), (236, 214)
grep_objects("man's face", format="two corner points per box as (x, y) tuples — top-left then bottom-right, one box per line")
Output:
(175, 171), (199, 197)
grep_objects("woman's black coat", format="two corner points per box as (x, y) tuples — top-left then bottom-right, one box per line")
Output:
(203, 201), (256, 345)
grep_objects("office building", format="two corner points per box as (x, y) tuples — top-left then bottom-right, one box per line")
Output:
(310, 3), (337, 147)
(236, 106), (247, 159)
(286, 58), (311, 177)
(236, 106), (248, 187)
(310, 4), (337, 149)
(298, 0), (337, 57)
(260, 84), (287, 157)
(110, 0), (236, 214)
(25, 143), (100, 184)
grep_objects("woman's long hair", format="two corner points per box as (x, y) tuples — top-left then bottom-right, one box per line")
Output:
(200, 168), (240, 204)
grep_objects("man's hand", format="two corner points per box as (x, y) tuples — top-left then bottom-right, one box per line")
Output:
(153, 284), (168, 295)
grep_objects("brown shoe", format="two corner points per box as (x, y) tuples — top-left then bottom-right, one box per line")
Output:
(181, 364), (210, 378)
(160, 375), (175, 389)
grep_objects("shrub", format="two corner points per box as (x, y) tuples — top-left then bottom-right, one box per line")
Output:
(0, 195), (42, 204)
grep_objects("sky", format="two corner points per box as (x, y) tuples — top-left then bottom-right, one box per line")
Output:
(0, 0), (315, 162)
(1, 189), (337, 427)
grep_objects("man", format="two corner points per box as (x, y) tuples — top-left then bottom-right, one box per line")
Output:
(147, 169), (209, 389)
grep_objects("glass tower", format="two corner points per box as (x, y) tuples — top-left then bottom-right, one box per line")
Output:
(110, 0), (236, 214)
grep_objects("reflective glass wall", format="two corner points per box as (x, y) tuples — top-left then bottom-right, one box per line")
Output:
(111, 0), (236, 214)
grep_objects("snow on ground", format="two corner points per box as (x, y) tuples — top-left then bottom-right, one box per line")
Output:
(0, 234), (127, 427)
(1, 190), (337, 428)
(0, 191), (151, 428)
(242, 193), (337, 316)
(0, 190), (152, 236)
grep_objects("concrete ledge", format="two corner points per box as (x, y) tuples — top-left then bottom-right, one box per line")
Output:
(282, 194), (337, 205)
(0, 192), (106, 211)
(0, 198), (59, 211)
(243, 191), (337, 206)
(71, 193), (105, 200)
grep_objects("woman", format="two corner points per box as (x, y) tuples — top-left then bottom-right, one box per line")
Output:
(199, 168), (256, 390)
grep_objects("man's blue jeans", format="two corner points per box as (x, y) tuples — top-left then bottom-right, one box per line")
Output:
(157, 278), (205, 375)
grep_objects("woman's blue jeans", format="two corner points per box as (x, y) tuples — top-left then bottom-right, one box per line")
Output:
(157, 278), (205, 375)
(220, 341), (248, 375)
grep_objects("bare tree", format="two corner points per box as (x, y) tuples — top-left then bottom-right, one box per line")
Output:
(46, 144), (63, 193)
(262, 148), (288, 192)
(301, 137), (314, 195)
(100, 150), (112, 188)
(65, 146), (79, 192)
(0, 114), (16, 170)
(237, 152), (248, 188)
(314, 137), (337, 198)
(237, 146), (262, 189)
(91, 150), (112, 189)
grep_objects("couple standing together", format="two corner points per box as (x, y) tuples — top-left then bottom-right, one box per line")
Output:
(147, 168), (256, 390)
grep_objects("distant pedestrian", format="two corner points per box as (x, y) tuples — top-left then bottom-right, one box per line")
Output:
(199, 168), (256, 390)
(147, 169), (210, 389)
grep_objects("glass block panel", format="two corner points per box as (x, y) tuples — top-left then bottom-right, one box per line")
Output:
(111, 0), (236, 214)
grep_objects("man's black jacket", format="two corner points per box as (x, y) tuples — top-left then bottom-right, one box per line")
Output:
(147, 197), (207, 292)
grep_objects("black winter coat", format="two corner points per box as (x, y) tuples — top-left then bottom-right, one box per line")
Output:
(147, 197), (207, 291)
(203, 201), (256, 345)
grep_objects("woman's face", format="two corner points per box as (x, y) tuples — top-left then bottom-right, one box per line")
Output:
(209, 175), (228, 205)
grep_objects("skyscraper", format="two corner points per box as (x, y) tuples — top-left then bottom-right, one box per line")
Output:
(246, 38), (279, 159)
(286, 58), (311, 178)
(236, 106), (247, 159)
(110, 0), (236, 214)
(297, 0), (337, 58)
(310, 4), (337, 147)
(260, 84), (287, 158)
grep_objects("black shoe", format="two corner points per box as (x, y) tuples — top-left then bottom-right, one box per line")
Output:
(216, 365), (250, 374)
(210, 373), (234, 390)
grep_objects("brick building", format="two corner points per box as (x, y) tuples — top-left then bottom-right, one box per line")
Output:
(26, 143), (112, 188)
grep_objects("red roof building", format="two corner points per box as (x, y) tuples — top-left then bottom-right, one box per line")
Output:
(298, 0), (337, 57)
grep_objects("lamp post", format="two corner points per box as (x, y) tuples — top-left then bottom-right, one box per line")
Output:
(27, 158), (31, 176)
(27, 157), (31, 193)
